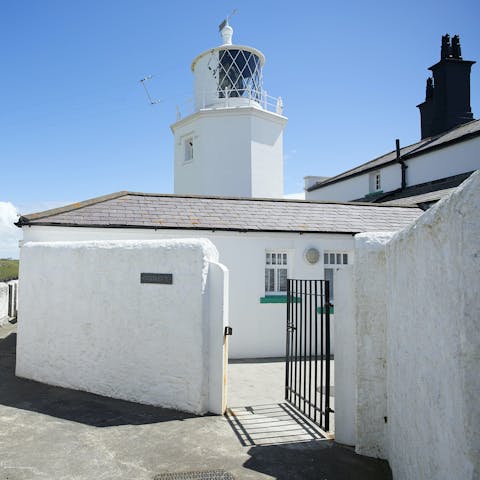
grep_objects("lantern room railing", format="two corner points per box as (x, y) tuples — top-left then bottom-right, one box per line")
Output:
(176, 88), (284, 121)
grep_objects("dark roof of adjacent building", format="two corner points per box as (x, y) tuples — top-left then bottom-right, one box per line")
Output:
(352, 171), (474, 208)
(307, 119), (480, 192)
(16, 191), (423, 235)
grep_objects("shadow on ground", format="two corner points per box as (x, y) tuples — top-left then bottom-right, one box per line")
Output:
(244, 441), (392, 480)
(0, 331), (198, 427)
(226, 403), (326, 446)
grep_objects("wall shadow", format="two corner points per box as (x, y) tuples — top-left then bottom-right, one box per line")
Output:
(243, 441), (392, 480)
(0, 332), (199, 427)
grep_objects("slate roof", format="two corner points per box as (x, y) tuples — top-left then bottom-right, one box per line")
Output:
(16, 192), (423, 235)
(381, 188), (457, 207)
(307, 119), (480, 192)
(352, 171), (474, 207)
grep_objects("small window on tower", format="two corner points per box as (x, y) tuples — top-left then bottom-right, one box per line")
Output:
(184, 137), (194, 163)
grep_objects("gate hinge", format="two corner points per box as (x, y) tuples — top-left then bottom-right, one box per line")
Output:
(224, 326), (233, 336)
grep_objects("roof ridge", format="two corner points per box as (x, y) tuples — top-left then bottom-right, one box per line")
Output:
(123, 191), (420, 208)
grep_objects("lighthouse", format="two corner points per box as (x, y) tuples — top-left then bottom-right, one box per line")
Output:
(171, 21), (288, 198)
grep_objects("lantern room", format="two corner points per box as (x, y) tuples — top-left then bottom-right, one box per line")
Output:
(191, 23), (267, 111)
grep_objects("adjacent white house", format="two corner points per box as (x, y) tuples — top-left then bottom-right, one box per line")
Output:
(306, 34), (479, 209)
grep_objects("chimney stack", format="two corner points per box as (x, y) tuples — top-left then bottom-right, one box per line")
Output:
(417, 34), (475, 139)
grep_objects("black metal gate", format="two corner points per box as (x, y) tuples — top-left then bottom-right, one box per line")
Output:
(285, 279), (333, 431)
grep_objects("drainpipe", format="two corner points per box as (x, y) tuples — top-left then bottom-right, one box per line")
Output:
(396, 139), (407, 190)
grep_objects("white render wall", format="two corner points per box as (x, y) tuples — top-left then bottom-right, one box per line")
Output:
(339, 171), (480, 479)
(21, 226), (354, 358)
(384, 171), (480, 479)
(306, 136), (480, 202)
(171, 107), (286, 199)
(405, 136), (480, 186)
(16, 239), (228, 415)
(332, 266), (356, 446)
(353, 232), (394, 458)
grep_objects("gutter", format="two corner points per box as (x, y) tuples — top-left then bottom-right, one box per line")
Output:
(16, 221), (363, 236)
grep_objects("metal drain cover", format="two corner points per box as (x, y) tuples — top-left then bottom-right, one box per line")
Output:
(154, 470), (235, 480)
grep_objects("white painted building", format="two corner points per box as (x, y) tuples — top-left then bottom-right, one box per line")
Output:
(15, 22), (422, 365)
(17, 194), (422, 358)
(306, 35), (479, 209)
(306, 121), (480, 206)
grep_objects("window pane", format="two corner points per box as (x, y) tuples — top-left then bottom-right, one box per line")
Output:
(265, 268), (274, 292)
(324, 268), (334, 301)
(266, 253), (270, 265)
(330, 253), (335, 264)
(278, 268), (288, 292)
(324, 253), (328, 264)
(343, 254), (348, 265)
(283, 253), (287, 265)
(336, 253), (341, 264)
(272, 253), (277, 265)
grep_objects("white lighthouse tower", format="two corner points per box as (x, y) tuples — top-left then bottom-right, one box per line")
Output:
(171, 21), (288, 198)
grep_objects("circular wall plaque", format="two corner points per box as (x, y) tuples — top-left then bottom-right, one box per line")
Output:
(305, 247), (320, 264)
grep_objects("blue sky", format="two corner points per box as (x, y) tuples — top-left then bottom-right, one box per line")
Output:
(1, 0), (479, 256)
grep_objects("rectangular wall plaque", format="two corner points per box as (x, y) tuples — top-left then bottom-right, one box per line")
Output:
(140, 273), (173, 285)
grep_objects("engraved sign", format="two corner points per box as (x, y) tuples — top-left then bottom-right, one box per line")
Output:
(140, 273), (173, 285)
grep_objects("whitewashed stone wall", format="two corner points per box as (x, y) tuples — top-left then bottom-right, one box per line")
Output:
(16, 239), (229, 415)
(346, 171), (480, 479)
(385, 171), (480, 479)
(21, 226), (354, 358)
(333, 266), (356, 446)
(0, 283), (8, 325)
(354, 232), (394, 458)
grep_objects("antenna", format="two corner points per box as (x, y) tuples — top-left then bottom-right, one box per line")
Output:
(139, 75), (161, 105)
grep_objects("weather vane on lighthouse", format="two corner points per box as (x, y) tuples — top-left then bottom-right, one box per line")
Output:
(218, 9), (238, 33)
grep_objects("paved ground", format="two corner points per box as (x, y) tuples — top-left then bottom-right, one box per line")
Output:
(0, 323), (391, 479)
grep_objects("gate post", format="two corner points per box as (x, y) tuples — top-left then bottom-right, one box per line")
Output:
(333, 266), (356, 446)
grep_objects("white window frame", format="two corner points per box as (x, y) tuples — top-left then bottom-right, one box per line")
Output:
(369, 171), (382, 193)
(184, 136), (194, 163)
(323, 251), (350, 301)
(265, 250), (289, 296)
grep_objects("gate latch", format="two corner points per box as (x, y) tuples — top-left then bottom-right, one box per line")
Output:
(224, 326), (233, 336)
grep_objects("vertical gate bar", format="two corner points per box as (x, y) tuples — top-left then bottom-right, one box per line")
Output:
(308, 280), (312, 419)
(290, 279), (294, 405)
(325, 280), (331, 432)
(287, 279), (294, 401)
(303, 280), (307, 415)
(298, 279), (303, 412)
(285, 279), (291, 401)
(320, 280), (325, 429)
(294, 279), (299, 408)
(314, 280), (318, 424)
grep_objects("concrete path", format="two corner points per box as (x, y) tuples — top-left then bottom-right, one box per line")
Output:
(0, 323), (391, 479)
